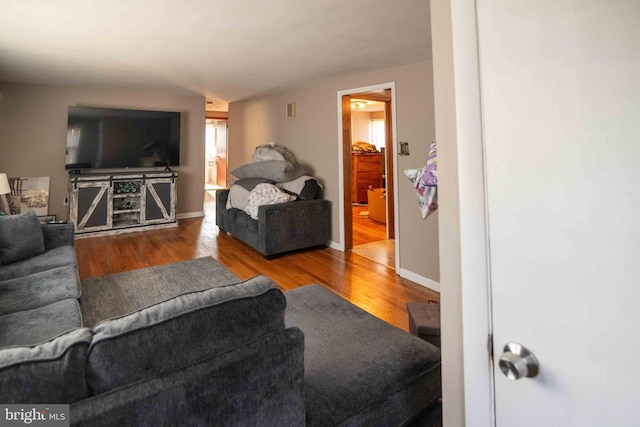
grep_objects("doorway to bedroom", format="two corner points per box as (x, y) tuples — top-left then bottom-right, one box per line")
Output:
(339, 85), (397, 269)
(204, 115), (228, 218)
(205, 118), (228, 191)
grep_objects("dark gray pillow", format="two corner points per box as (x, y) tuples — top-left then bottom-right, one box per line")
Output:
(277, 175), (320, 200)
(298, 179), (319, 200)
(231, 161), (306, 183)
(0, 212), (46, 266)
(234, 177), (274, 191)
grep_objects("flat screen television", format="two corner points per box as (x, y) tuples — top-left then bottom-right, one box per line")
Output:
(66, 106), (181, 170)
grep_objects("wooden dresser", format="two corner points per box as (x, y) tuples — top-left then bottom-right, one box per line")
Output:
(351, 153), (383, 203)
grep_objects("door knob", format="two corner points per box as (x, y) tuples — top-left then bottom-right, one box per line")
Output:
(499, 342), (539, 380)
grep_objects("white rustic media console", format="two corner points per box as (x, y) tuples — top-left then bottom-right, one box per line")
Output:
(69, 171), (177, 237)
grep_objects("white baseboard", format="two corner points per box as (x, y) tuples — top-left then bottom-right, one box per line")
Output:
(398, 268), (441, 293)
(177, 211), (204, 219)
(327, 240), (341, 251)
(327, 240), (440, 293)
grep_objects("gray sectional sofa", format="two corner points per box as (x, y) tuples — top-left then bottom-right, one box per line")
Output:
(0, 213), (81, 349)
(0, 212), (441, 426)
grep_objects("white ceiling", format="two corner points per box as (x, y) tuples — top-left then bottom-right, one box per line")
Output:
(0, 0), (431, 111)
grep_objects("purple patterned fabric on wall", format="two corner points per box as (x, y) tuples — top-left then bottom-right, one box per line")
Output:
(420, 142), (437, 187)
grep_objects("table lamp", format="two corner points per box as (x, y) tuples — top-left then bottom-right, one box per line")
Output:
(0, 173), (11, 215)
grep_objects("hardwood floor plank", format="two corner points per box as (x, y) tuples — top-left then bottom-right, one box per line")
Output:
(74, 196), (439, 332)
(352, 205), (387, 245)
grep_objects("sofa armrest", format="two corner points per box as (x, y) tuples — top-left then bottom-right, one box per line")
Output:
(41, 222), (75, 250)
(216, 188), (229, 209)
(215, 189), (230, 228)
(257, 199), (331, 257)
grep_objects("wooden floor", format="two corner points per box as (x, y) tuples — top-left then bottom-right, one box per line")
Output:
(74, 191), (439, 332)
(352, 205), (387, 246)
(351, 205), (395, 267)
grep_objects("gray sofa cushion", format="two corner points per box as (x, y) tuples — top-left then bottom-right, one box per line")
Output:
(87, 275), (287, 394)
(0, 266), (81, 315)
(236, 209), (260, 232)
(0, 328), (92, 404)
(285, 284), (442, 427)
(0, 299), (83, 347)
(0, 246), (77, 281)
(0, 212), (45, 266)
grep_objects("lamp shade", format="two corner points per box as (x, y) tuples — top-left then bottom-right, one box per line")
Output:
(0, 173), (10, 195)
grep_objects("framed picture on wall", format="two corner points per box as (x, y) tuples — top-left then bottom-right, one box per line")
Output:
(8, 176), (50, 216)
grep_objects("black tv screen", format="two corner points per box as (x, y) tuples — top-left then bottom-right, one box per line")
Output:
(66, 106), (181, 170)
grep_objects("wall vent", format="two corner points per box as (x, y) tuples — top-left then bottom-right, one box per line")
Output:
(286, 102), (297, 118)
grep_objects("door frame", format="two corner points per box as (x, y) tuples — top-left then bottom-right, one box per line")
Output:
(347, 89), (395, 241)
(336, 82), (399, 270)
(205, 113), (229, 187)
(431, 0), (495, 426)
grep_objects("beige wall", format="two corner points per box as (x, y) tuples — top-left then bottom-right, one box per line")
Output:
(228, 60), (439, 283)
(351, 111), (371, 143)
(370, 111), (384, 120)
(0, 83), (205, 221)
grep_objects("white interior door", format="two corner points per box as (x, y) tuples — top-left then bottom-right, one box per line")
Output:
(477, 1), (640, 425)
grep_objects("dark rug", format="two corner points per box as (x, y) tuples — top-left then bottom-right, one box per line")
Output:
(81, 257), (240, 328)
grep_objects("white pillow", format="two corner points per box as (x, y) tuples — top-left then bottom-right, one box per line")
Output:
(226, 185), (251, 211)
(244, 184), (291, 220)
